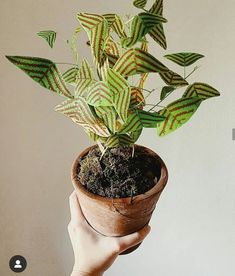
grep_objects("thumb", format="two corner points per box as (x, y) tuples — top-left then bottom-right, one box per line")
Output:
(117, 225), (151, 254)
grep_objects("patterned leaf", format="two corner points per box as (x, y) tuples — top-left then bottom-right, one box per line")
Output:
(105, 134), (134, 147)
(149, 0), (163, 15)
(95, 106), (117, 133)
(37, 30), (57, 48)
(149, 24), (167, 49)
(114, 48), (168, 76)
(140, 40), (149, 52)
(70, 27), (82, 64)
(148, 0), (167, 49)
(75, 59), (94, 97)
(54, 97), (110, 137)
(160, 70), (188, 87)
(85, 130), (100, 142)
(157, 97), (202, 136)
(103, 14), (127, 38)
(62, 67), (79, 86)
(105, 37), (120, 57)
(121, 13), (167, 48)
(160, 86), (175, 100)
(130, 128), (143, 143)
(164, 52), (205, 67)
(118, 111), (142, 134)
(6, 56), (72, 98)
(182, 82), (220, 100)
(133, 0), (147, 9)
(130, 87), (145, 106)
(98, 58), (110, 81)
(104, 37), (120, 67)
(77, 13), (108, 63)
(54, 98), (80, 121)
(138, 109), (166, 127)
(106, 68), (131, 122)
(139, 72), (149, 91)
(86, 81), (113, 106)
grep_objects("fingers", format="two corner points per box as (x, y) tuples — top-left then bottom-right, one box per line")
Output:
(69, 191), (85, 225)
(116, 225), (151, 254)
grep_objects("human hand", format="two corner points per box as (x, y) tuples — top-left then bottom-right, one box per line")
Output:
(68, 191), (151, 276)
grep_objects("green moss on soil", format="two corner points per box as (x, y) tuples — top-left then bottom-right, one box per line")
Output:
(77, 145), (161, 198)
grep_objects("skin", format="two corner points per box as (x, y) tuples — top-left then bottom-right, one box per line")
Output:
(68, 191), (151, 276)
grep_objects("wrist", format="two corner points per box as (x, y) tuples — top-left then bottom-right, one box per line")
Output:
(71, 268), (103, 276)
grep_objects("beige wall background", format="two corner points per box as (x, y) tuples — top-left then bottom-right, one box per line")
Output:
(0, 0), (235, 275)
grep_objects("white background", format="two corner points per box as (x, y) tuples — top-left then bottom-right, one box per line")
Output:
(0, 0), (235, 275)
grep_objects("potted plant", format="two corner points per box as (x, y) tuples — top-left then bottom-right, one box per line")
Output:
(6, 0), (220, 254)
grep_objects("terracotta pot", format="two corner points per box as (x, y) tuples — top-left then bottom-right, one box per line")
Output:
(71, 144), (168, 254)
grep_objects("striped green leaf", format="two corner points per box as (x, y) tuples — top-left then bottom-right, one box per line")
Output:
(106, 68), (131, 122)
(133, 0), (147, 9)
(106, 37), (120, 56)
(139, 72), (149, 91)
(70, 27), (82, 64)
(148, 0), (167, 49)
(149, 0), (163, 15)
(164, 52), (205, 67)
(103, 14), (127, 38)
(114, 48), (168, 76)
(105, 134), (134, 147)
(75, 59), (94, 97)
(6, 56), (72, 98)
(54, 97), (110, 137)
(182, 82), (220, 100)
(62, 67), (79, 86)
(160, 70), (188, 87)
(121, 13), (167, 48)
(97, 58), (110, 81)
(157, 97), (202, 136)
(130, 128), (143, 143)
(77, 13), (108, 63)
(160, 86), (175, 100)
(95, 106), (117, 133)
(105, 53), (119, 68)
(118, 111), (142, 134)
(130, 87), (145, 107)
(104, 37), (120, 67)
(85, 130), (100, 142)
(119, 109), (165, 134)
(54, 98), (81, 121)
(140, 40), (149, 52)
(86, 81), (113, 107)
(138, 109), (166, 127)
(37, 30), (56, 48)
(149, 24), (167, 49)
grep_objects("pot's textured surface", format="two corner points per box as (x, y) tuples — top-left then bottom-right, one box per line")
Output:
(71, 145), (168, 239)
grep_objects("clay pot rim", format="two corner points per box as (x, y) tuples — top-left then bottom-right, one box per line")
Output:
(71, 144), (168, 204)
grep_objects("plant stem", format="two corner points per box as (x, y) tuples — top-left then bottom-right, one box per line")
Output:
(148, 88), (176, 112)
(141, 8), (149, 12)
(184, 65), (186, 79)
(145, 103), (166, 108)
(185, 66), (199, 79)
(55, 62), (79, 67)
(124, 16), (134, 26)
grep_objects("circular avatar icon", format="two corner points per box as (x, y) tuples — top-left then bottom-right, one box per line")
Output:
(9, 255), (27, 273)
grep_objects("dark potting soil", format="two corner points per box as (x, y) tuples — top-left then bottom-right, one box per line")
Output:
(77, 145), (161, 198)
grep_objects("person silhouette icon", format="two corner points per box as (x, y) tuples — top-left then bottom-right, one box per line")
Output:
(14, 260), (22, 269)
(9, 255), (27, 272)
